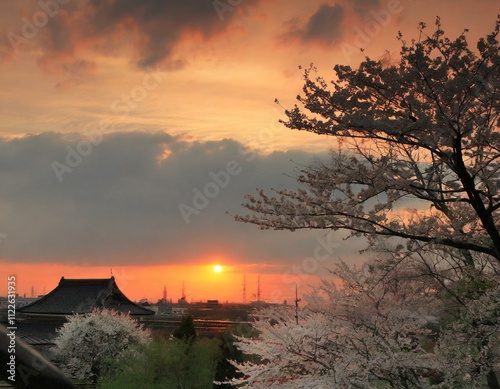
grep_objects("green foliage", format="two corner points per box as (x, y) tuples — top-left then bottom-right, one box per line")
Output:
(173, 315), (197, 341)
(100, 337), (222, 389)
(214, 324), (259, 387)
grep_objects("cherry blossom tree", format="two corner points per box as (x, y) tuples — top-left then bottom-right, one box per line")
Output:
(228, 260), (439, 388)
(54, 308), (151, 384)
(228, 259), (500, 388)
(233, 18), (500, 388)
(237, 17), (500, 268)
(436, 265), (500, 389)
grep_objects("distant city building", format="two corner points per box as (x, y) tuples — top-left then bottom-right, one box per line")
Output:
(172, 307), (188, 316)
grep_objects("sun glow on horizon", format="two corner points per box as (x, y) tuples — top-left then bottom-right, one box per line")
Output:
(214, 265), (223, 273)
(0, 261), (311, 304)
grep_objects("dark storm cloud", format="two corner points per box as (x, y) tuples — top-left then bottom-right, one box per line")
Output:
(0, 131), (350, 266)
(283, 3), (345, 45)
(4, 0), (260, 71)
(83, 0), (236, 69)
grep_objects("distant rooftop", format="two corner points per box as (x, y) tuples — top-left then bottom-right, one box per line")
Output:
(18, 277), (154, 316)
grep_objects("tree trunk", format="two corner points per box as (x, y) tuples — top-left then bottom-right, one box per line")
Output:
(487, 370), (500, 389)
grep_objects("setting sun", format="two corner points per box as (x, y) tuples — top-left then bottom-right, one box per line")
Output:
(214, 265), (223, 273)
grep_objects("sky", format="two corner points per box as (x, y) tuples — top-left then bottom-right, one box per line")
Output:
(0, 0), (497, 303)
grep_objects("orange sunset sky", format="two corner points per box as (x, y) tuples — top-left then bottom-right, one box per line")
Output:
(0, 0), (498, 303)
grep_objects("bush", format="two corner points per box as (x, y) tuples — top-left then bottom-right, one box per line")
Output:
(101, 337), (222, 389)
(173, 315), (197, 341)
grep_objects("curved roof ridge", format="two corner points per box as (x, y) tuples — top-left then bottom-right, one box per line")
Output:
(19, 276), (154, 315)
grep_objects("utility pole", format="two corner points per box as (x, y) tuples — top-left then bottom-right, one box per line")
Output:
(295, 284), (301, 325)
(243, 275), (247, 303)
(257, 276), (261, 302)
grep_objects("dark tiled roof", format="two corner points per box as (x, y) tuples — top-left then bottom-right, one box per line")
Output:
(19, 277), (154, 315)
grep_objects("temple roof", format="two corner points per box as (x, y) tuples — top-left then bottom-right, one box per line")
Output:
(19, 277), (154, 315)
